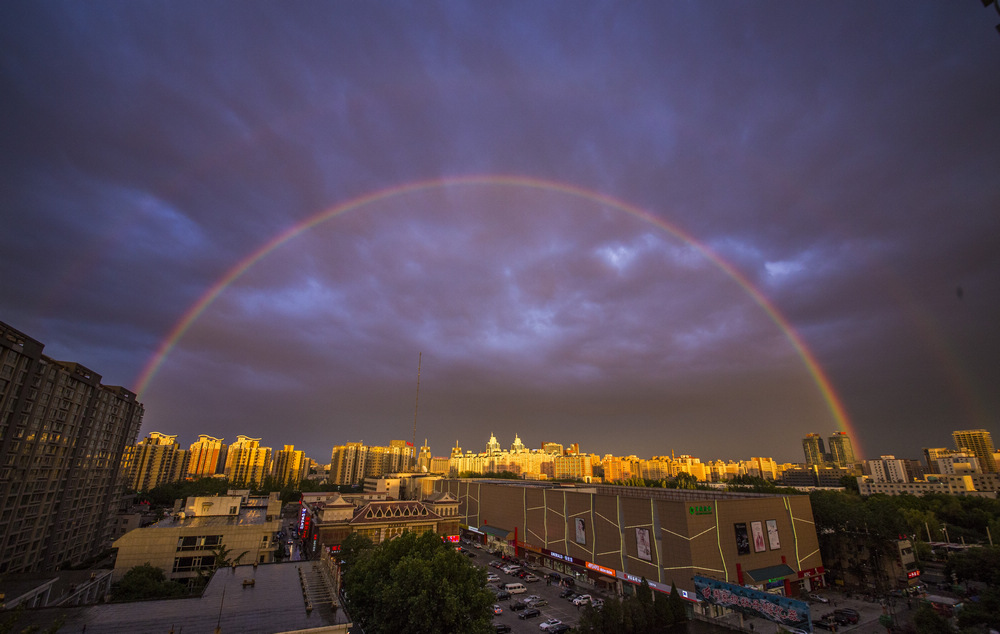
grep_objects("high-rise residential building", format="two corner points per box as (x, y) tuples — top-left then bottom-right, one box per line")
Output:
(188, 434), (225, 478)
(224, 435), (271, 486)
(541, 442), (564, 455)
(952, 429), (997, 473)
(827, 432), (856, 468)
(802, 433), (827, 467)
(272, 444), (305, 487)
(329, 442), (369, 485)
(0, 321), (143, 574)
(124, 432), (189, 491)
(553, 454), (592, 480)
(867, 455), (909, 483)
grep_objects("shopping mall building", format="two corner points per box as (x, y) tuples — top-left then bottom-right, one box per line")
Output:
(435, 480), (824, 610)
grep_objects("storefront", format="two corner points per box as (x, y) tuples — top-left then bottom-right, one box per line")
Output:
(480, 525), (515, 556)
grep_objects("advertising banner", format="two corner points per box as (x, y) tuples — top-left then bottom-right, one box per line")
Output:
(575, 517), (586, 545)
(751, 521), (766, 553)
(636, 527), (652, 561)
(694, 576), (810, 628)
(766, 519), (780, 550)
(734, 522), (750, 555)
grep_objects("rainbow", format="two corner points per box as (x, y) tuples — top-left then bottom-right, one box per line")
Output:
(133, 174), (857, 453)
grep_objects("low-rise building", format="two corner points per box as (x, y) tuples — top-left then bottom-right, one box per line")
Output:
(112, 491), (281, 586)
(857, 473), (999, 497)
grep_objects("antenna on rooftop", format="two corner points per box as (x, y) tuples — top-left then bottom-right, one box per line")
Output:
(411, 352), (422, 463)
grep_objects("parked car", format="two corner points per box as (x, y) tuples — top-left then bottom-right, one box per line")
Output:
(492, 604), (503, 615)
(528, 598), (548, 607)
(519, 608), (542, 619)
(560, 588), (576, 598)
(591, 598), (605, 609)
(539, 618), (563, 631)
(495, 590), (511, 601)
(547, 625), (572, 634)
(524, 574), (541, 582)
(834, 609), (860, 624)
(573, 593), (593, 606)
(809, 593), (829, 603)
(510, 601), (528, 611)
(494, 625), (512, 634)
(812, 619), (835, 631)
(487, 574), (500, 582)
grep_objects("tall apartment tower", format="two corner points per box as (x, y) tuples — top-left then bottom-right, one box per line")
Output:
(417, 439), (432, 473)
(827, 432), (856, 468)
(952, 429), (997, 473)
(802, 433), (827, 467)
(329, 442), (369, 485)
(224, 435), (272, 486)
(273, 444), (305, 487)
(188, 434), (225, 478)
(124, 431), (189, 490)
(0, 321), (143, 574)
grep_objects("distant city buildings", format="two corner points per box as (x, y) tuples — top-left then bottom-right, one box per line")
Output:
(188, 434), (225, 478)
(0, 321), (143, 574)
(328, 439), (414, 486)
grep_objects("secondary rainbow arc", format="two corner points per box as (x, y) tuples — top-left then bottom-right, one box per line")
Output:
(133, 174), (857, 454)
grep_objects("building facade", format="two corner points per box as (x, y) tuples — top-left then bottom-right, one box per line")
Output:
(827, 432), (856, 469)
(802, 433), (826, 467)
(272, 444), (305, 487)
(112, 491), (281, 585)
(0, 321), (143, 574)
(437, 480), (825, 602)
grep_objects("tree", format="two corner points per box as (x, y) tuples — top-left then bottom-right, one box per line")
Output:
(111, 563), (189, 601)
(912, 603), (952, 634)
(342, 530), (494, 633)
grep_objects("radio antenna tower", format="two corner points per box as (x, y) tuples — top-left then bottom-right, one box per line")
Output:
(411, 352), (422, 455)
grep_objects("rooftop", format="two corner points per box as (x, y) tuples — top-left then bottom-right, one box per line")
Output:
(1, 562), (349, 633)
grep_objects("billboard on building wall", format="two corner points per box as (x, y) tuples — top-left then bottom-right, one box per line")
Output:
(751, 521), (766, 553)
(575, 518), (586, 545)
(766, 519), (780, 550)
(636, 527), (652, 561)
(734, 522), (750, 555)
(694, 576), (810, 628)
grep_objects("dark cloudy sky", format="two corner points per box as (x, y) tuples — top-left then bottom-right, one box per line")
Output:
(2, 2), (998, 465)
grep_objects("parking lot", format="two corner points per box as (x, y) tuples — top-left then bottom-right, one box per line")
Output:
(460, 544), (602, 633)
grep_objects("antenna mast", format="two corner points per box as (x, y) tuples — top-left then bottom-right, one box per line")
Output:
(411, 352), (422, 455)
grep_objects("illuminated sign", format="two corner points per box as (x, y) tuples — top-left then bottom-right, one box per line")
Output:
(908, 570), (921, 579)
(445, 535), (460, 543)
(299, 507), (308, 532)
(689, 505), (713, 515)
(329, 544), (341, 553)
(586, 561), (616, 577)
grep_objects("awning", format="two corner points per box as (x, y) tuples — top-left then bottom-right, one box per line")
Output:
(481, 525), (514, 539)
(745, 564), (796, 583)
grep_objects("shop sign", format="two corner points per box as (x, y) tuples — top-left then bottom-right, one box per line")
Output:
(544, 549), (582, 566)
(907, 570), (921, 579)
(445, 535), (460, 543)
(689, 505), (713, 515)
(694, 576), (810, 627)
(586, 561), (616, 577)
(299, 506), (308, 532)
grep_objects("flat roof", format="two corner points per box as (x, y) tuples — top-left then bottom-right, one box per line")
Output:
(0, 562), (349, 633)
(153, 506), (273, 528)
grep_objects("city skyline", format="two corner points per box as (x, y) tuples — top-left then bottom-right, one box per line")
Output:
(2, 4), (998, 464)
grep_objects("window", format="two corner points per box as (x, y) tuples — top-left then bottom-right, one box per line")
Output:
(176, 535), (223, 551)
(172, 556), (214, 573)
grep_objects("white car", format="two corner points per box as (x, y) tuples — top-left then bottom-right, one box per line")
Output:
(539, 619), (563, 631)
(573, 593), (592, 606)
(809, 593), (829, 603)
(487, 574), (500, 582)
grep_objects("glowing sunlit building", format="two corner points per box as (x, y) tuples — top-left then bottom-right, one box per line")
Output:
(802, 433), (826, 467)
(952, 429), (997, 474)
(0, 321), (143, 574)
(272, 444), (305, 487)
(188, 434), (225, 478)
(224, 435), (271, 486)
(123, 432), (189, 491)
(827, 432), (856, 468)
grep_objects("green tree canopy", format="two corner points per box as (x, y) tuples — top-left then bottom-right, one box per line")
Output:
(342, 530), (494, 634)
(111, 563), (189, 601)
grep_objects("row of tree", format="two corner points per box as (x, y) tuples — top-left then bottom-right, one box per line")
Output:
(576, 578), (687, 633)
